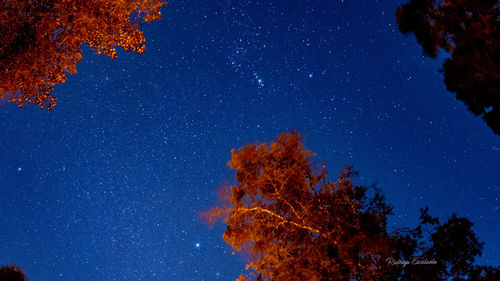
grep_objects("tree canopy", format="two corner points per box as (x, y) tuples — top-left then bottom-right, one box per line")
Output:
(0, 265), (26, 281)
(204, 132), (500, 281)
(396, 0), (500, 135)
(0, 0), (165, 110)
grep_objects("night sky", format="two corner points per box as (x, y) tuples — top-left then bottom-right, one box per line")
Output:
(1, 0), (499, 280)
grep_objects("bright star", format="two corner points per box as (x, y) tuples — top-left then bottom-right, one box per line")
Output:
(253, 72), (264, 87)
(195, 243), (200, 248)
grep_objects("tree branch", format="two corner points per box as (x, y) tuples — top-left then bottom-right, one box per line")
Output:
(237, 206), (332, 238)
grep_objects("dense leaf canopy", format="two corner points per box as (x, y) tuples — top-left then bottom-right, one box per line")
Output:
(0, 265), (26, 281)
(205, 132), (500, 281)
(396, 0), (500, 135)
(0, 0), (165, 109)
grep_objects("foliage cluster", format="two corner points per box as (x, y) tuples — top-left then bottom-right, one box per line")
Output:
(204, 132), (500, 281)
(0, 0), (165, 109)
(396, 0), (500, 134)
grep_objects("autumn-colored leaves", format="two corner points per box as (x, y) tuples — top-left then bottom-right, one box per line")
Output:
(204, 132), (394, 280)
(204, 132), (500, 281)
(0, 0), (166, 110)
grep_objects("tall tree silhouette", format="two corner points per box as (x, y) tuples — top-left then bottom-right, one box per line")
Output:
(0, 0), (165, 109)
(394, 209), (500, 281)
(204, 132), (499, 281)
(0, 265), (26, 281)
(396, 0), (500, 135)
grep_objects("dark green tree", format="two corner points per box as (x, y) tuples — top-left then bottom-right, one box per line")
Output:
(396, 0), (500, 135)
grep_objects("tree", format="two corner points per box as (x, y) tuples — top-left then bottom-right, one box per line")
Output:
(0, 265), (26, 281)
(203, 132), (395, 281)
(204, 132), (499, 281)
(0, 0), (166, 110)
(393, 209), (492, 281)
(396, 0), (500, 135)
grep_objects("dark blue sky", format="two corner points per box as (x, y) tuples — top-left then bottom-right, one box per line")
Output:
(1, 0), (499, 280)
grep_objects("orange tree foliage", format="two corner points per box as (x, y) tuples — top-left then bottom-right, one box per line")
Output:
(204, 132), (396, 281)
(0, 265), (26, 281)
(0, 0), (165, 109)
(396, 0), (500, 135)
(204, 132), (500, 281)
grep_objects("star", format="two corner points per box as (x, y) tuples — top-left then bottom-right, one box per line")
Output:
(257, 78), (264, 87)
(253, 72), (264, 87)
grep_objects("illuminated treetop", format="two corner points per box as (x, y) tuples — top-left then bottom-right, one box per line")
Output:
(0, 0), (166, 109)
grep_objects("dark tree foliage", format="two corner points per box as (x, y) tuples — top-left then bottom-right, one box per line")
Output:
(393, 209), (496, 281)
(396, 0), (500, 135)
(204, 132), (500, 281)
(468, 266), (500, 281)
(0, 0), (165, 109)
(0, 265), (26, 281)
